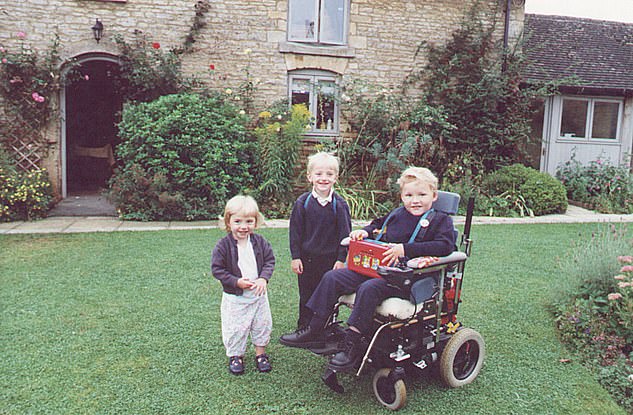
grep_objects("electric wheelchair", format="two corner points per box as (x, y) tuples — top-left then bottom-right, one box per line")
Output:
(307, 192), (484, 411)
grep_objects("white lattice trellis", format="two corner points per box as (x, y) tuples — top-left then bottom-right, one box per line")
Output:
(6, 132), (45, 172)
(4, 124), (47, 171)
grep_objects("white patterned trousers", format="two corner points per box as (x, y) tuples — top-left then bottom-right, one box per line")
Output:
(220, 292), (272, 357)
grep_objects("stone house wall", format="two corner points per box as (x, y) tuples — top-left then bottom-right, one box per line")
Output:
(0, 0), (524, 197)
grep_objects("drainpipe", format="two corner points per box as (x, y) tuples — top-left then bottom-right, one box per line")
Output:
(502, 0), (511, 72)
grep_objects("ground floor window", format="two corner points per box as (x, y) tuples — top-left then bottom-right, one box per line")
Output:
(288, 70), (339, 135)
(560, 97), (622, 141)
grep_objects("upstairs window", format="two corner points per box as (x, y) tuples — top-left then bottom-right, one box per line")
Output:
(560, 97), (621, 141)
(289, 70), (339, 135)
(288, 0), (349, 45)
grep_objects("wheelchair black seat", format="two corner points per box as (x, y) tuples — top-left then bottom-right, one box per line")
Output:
(377, 265), (438, 304)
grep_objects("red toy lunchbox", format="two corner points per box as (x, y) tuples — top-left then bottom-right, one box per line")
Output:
(347, 239), (391, 278)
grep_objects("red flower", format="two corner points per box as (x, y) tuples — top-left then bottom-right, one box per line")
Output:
(152, 42), (160, 49)
(209, 64), (215, 70)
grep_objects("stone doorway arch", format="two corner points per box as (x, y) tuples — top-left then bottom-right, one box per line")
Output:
(61, 54), (122, 198)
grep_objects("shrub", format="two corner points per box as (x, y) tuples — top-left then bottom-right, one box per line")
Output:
(339, 80), (453, 187)
(556, 156), (633, 214)
(554, 226), (633, 412)
(108, 93), (255, 221)
(479, 164), (567, 216)
(0, 152), (54, 222)
(521, 173), (568, 216)
(481, 164), (532, 195)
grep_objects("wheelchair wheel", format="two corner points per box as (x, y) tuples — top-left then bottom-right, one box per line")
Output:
(439, 328), (485, 388)
(372, 368), (407, 411)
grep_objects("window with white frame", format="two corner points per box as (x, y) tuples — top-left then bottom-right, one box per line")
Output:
(289, 70), (339, 135)
(288, 0), (349, 45)
(559, 97), (622, 140)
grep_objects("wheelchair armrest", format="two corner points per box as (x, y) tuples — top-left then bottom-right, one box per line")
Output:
(406, 251), (467, 270)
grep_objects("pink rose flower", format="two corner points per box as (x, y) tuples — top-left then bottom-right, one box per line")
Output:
(31, 92), (45, 103)
(618, 255), (633, 264)
(621, 265), (633, 273)
(607, 293), (622, 301)
(16, 31), (26, 38)
(614, 275), (626, 281)
(84, 75), (90, 81)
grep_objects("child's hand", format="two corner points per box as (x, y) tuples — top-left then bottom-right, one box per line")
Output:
(382, 244), (405, 266)
(291, 259), (304, 274)
(252, 278), (268, 296)
(332, 260), (346, 270)
(236, 278), (255, 290)
(350, 230), (369, 241)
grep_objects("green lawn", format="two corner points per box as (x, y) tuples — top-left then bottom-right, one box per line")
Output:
(0, 224), (627, 414)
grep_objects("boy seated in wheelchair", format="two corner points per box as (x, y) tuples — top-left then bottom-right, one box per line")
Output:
(280, 166), (456, 370)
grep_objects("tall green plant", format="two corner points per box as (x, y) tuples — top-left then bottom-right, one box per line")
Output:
(254, 104), (310, 216)
(417, 8), (555, 173)
(339, 80), (453, 186)
(113, 31), (199, 103)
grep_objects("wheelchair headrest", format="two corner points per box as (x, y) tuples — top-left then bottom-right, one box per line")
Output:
(432, 191), (460, 215)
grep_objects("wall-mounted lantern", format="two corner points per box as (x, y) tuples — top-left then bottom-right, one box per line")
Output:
(92, 19), (104, 43)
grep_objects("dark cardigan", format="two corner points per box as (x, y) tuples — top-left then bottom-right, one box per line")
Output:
(211, 233), (275, 296)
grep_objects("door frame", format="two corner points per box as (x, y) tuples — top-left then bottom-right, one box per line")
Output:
(60, 53), (119, 198)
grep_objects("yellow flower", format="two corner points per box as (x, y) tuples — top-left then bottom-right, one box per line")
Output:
(258, 111), (271, 119)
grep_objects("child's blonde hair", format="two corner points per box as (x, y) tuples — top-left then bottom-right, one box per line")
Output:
(307, 152), (339, 176)
(223, 195), (265, 232)
(396, 167), (438, 192)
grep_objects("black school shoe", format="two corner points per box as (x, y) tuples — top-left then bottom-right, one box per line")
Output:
(279, 326), (324, 349)
(228, 356), (244, 375)
(329, 329), (364, 370)
(255, 353), (272, 373)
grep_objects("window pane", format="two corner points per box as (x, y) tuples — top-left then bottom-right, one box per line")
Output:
(560, 99), (587, 138)
(319, 0), (346, 44)
(315, 80), (336, 130)
(289, 0), (317, 41)
(291, 78), (311, 115)
(591, 101), (619, 139)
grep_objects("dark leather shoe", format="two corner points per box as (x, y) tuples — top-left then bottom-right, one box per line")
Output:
(329, 330), (364, 370)
(255, 353), (272, 372)
(279, 326), (324, 348)
(228, 356), (244, 375)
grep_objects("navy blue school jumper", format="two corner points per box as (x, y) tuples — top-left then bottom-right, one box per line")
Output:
(289, 191), (351, 328)
(306, 207), (456, 335)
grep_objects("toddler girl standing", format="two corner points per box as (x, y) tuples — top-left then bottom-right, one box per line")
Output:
(211, 195), (275, 375)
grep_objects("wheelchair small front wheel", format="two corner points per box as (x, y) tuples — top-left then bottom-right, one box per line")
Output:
(372, 368), (407, 411)
(439, 328), (485, 388)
